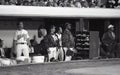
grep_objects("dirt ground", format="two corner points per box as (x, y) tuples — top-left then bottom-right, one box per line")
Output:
(0, 58), (120, 75)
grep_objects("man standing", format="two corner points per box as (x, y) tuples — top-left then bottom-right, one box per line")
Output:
(36, 27), (48, 62)
(45, 25), (58, 62)
(62, 23), (75, 61)
(102, 24), (116, 58)
(13, 21), (30, 59)
(56, 27), (64, 61)
(0, 39), (5, 58)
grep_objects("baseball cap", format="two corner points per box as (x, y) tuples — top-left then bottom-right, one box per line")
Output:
(108, 24), (114, 29)
(65, 22), (71, 27)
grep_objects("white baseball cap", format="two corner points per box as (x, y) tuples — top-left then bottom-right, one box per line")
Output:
(108, 24), (114, 29)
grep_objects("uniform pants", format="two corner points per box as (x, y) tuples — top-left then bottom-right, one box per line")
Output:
(63, 47), (74, 61)
(0, 48), (5, 57)
(58, 47), (64, 61)
(48, 47), (57, 62)
(16, 44), (29, 58)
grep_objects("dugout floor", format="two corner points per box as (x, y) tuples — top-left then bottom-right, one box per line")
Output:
(0, 58), (120, 75)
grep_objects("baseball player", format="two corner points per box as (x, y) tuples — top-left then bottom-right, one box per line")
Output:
(55, 27), (64, 61)
(0, 39), (5, 58)
(44, 25), (59, 62)
(13, 21), (30, 59)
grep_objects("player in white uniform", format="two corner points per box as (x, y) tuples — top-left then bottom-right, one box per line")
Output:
(13, 21), (30, 59)
(55, 27), (64, 61)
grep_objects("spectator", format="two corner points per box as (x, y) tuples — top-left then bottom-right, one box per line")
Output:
(74, 1), (82, 8)
(106, 0), (115, 8)
(23, 0), (32, 6)
(0, 0), (117, 8)
(69, 0), (75, 7)
(4, 1), (10, 5)
(58, 0), (64, 7)
(0, 0), (4, 5)
(63, 0), (70, 7)
(118, 0), (120, 4)
(46, 1), (54, 7)
(44, 0), (48, 6)
(81, 0), (89, 8)
(100, 3), (106, 8)
(17, 0), (23, 5)
(32, 0), (38, 6)
(89, 2), (96, 7)
(9, 0), (18, 5)
(39, 0), (45, 6)
(53, 0), (58, 7)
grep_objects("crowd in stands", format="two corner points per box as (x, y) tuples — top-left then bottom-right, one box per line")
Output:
(0, 0), (120, 8)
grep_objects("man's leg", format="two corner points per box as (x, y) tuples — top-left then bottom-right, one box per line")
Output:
(110, 44), (117, 58)
(66, 48), (74, 61)
(22, 44), (30, 63)
(58, 47), (64, 61)
(116, 43), (120, 58)
(1, 48), (5, 57)
(63, 47), (72, 61)
(53, 47), (58, 60)
(48, 47), (54, 62)
(63, 47), (67, 61)
(23, 44), (29, 57)
(16, 44), (22, 58)
(106, 45), (114, 58)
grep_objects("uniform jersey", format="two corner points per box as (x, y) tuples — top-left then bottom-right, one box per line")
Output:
(56, 33), (62, 46)
(14, 29), (29, 44)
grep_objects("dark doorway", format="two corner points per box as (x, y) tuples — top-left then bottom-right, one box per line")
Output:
(89, 19), (105, 41)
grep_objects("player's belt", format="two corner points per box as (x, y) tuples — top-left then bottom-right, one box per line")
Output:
(17, 43), (27, 44)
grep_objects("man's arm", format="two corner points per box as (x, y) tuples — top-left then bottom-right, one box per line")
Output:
(27, 38), (31, 47)
(13, 31), (17, 48)
(62, 33), (70, 47)
(26, 31), (31, 47)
